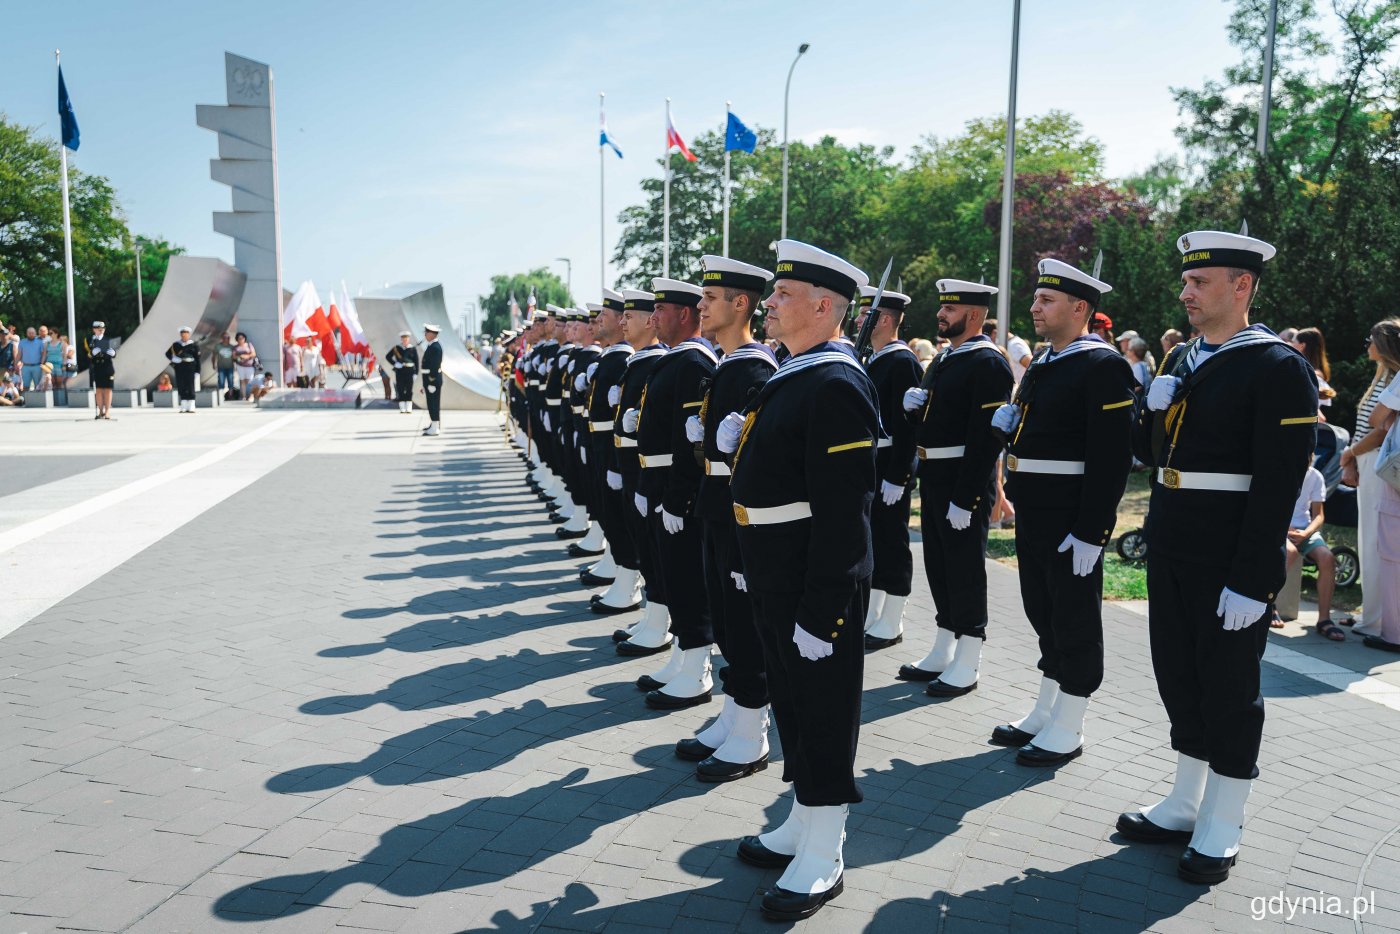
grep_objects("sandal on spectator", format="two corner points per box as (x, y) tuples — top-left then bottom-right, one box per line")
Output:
(1362, 635), (1400, 654)
(1316, 620), (1345, 642)
(1269, 612), (1285, 629)
(1337, 616), (1358, 627)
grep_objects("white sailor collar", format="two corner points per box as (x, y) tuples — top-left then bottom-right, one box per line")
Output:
(719, 341), (777, 369)
(868, 340), (918, 363)
(625, 344), (667, 366)
(1035, 334), (1115, 365)
(768, 340), (865, 386)
(666, 336), (719, 365)
(603, 342), (634, 356)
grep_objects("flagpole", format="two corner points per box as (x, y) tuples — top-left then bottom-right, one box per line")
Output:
(1256, 0), (1279, 154)
(56, 51), (77, 348)
(663, 98), (671, 279)
(599, 92), (607, 292)
(722, 101), (732, 258)
(994, 0), (1021, 352)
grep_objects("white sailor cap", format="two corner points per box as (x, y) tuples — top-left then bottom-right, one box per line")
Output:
(701, 256), (774, 293)
(859, 285), (912, 313)
(622, 289), (656, 312)
(602, 288), (625, 312)
(92, 321), (105, 328)
(544, 303), (566, 317)
(772, 239), (869, 299)
(585, 303), (603, 319)
(936, 279), (998, 307)
(422, 322), (441, 333)
(398, 330), (412, 338)
(1035, 259), (1113, 307)
(1178, 230), (1276, 275)
(179, 325), (192, 333)
(650, 278), (703, 308)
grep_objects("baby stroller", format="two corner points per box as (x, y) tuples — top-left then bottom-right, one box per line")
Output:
(1116, 422), (1360, 587)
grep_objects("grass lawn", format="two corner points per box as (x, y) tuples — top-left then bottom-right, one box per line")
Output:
(914, 468), (1364, 609)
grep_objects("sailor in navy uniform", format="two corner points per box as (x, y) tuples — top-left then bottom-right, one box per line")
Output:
(607, 291), (671, 638)
(988, 259), (1135, 767)
(542, 305), (575, 513)
(86, 321), (117, 420)
(167, 327), (201, 413)
(526, 309), (562, 501)
(675, 255), (778, 781)
(564, 304), (608, 553)
(629, 277), (718, 709)
(724, 240), (877, 922)
(1116, 231), (1317, 885)
(582, 290), (636, 596)
(854, 287), (922, 651)
(386, 331), (418, 413)
(420, 323), (443, 435)
(555, 308), (598, 539)
(897, 282), (1012, 695)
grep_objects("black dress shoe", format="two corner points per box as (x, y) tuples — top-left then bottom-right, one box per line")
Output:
(737, 836), (795, 869)
(1177, 847), (1236, 884)
(592, 600), (641, 616)
(569, 543), (605, 558)
(675, 737), (716, 762)
(555, 526), (586, 540)
(990, 724), (1036, 747)
(616, 639), (672, 657)
(697, 754), (768, 783)
(760, 875), (843, 921)
(925, 678), (977, 697)
(1115, 811), (1193, 844)
(1016, 743), (1082, 767)
(579, 570), (614, 586)
(864, 633), (903, 651)
(612, 628), (633, 642)
(645, 687), (711, 709)
(548, 513), (567, 524)
(896, 664), (941, 682)
(636, 674), (665, 692)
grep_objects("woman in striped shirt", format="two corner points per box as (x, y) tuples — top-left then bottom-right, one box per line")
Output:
(1340, 319), (1400, 635)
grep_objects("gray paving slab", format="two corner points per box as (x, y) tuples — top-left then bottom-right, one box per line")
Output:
(2, 410), (1400, 933)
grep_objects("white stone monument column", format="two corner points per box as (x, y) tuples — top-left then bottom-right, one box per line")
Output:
(196, 53), (283, 383)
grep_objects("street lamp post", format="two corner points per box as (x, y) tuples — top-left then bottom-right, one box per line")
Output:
(555, 257), (573, 303)
(780, 42), (810, 241)
(134, 239), (145, 323)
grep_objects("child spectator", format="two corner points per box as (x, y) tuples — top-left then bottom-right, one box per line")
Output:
(1285, 464), (1339, 640)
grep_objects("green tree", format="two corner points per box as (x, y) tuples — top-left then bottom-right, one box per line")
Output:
(479, 268), (571, 335)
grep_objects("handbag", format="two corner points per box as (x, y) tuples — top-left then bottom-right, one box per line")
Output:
(1377, 419), (1400, 493)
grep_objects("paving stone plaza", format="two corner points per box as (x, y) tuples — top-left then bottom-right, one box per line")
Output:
(3, 407), (1400, 933)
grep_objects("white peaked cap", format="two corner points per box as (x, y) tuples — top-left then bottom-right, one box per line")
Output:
(772, 239), (868, 297)
(936, 279), (998, 296)
(1036, 258), (1113, 305)
(700, 255), (774, 292)
(1177, 230), (1276, 273)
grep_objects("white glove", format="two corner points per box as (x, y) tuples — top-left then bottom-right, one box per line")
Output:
(880, 480), (905, 506)
(1147, 375), (1180, 412)
(606, 470), (623, 490)
(634, 493), (648, 516)
(991, 403), (1021, 435)
(392, 362), (401, 369)
(1057, 534), (1103, 577)
(685, 414), (704, 444)
(716, 412), (744, 454)
(946, 503), (972, 530)
(903, 387), (929, 412)
(426, 385), (436, 394)
(574, 373), (587, 391)
(1217, 587), (1267, 631)
(730, 572), (747, 592)
(580, 447), (587, 464)
(622, 408), (639, 433)
(542, 412), (551, 431)
(608, 385), (621, 407)
(661, 508), (684, 534)
(587, 362), (598, 379)
(792, 623), (833, 661)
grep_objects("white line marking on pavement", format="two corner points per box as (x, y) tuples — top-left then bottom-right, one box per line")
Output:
(0, 414), (302, 556)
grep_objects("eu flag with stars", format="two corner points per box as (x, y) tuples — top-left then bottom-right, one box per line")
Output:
(725, 111), (756, 153)
(58, 66), (80, 151)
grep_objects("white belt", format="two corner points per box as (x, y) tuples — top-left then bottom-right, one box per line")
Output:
(877, 438), (893, 449)
(570, 406), (583, 414)
(1007, 456), (1085, 475)
(639, 453), (674, 468)
(1156, 468), (1252, 492)
(733, 502), (812, 527)
(590, 420), (615, 432)
(527, 380), (540, 387)
(546, 399), (561, 406)
(705, 459), (731, 477)
(614, 437), (637, 448)
(918, 445), (965, 460)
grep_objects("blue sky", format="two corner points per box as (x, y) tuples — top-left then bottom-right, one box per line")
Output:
(5, 0), (1266, 328)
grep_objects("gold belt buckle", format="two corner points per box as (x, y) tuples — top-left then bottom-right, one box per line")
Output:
(613, 436), (622, 448)
(733, 504), (750, 526)
(704, 460), (712, 475)
(1162, 467), (1181, 490)
(1006, 454), (1019, 472)
(917, 446), (927, 460)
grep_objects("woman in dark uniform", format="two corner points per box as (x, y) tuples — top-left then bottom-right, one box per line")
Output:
(166, 326), (200, 413)
(385, 330), (418, 413)
(86, 321), (116, 419)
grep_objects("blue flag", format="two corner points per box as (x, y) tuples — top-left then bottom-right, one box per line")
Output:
(600, 128), (623, 159)
(725, 111), (756, 153)
(58, 66), (80, 151)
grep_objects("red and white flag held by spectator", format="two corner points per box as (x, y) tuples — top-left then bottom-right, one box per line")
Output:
(283, 281), (320, 342)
